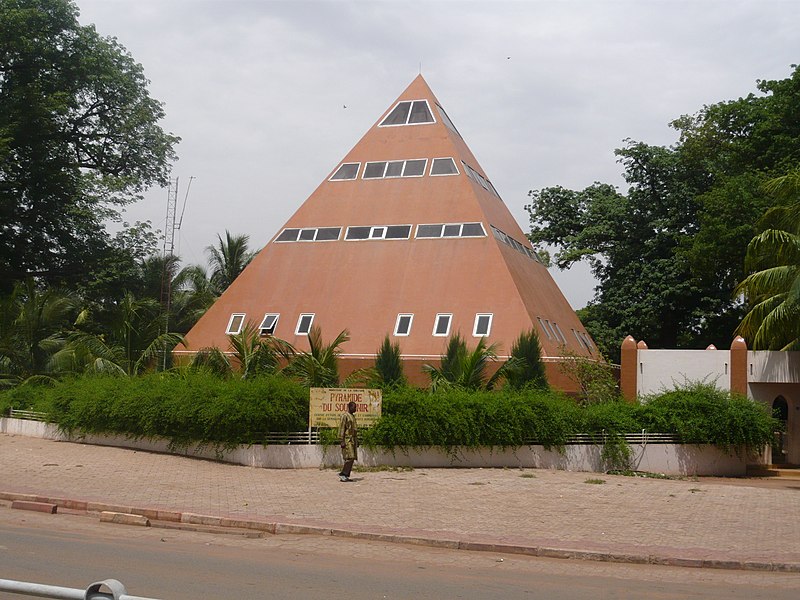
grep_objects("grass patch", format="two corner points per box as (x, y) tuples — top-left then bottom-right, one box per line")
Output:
(519, 473), (537, 479)
(584, 478), (606, 484)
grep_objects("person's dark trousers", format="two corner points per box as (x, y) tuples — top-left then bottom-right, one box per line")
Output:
(340, 459), (354, 477)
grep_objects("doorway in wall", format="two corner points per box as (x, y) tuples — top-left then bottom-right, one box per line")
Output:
(772, 396), (789, 465)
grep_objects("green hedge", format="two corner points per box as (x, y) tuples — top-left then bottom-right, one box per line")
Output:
(0, 376), (777, 453)
(1, 372), (308, 448)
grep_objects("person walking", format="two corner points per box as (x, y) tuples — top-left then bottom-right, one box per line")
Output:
(338, 400), (358, 482)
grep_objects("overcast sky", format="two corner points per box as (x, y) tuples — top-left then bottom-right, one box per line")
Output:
(77, 0), (799, 309)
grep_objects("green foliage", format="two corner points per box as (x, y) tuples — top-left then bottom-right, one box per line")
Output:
(557, 350), (620, 405)
(0, 0), (179, 290)
(527, 65), (800, 355)
(362, 387), (579, 450)
(640, 383), (777, 451)
(423, 333), (503, 391)
(504, 329), (548, 391)
(282, 325), (349, 387)
(206, 231), (257, 294)
(735, 170), (800, 350)
(226, 320), (288, 379)
(372, 336), (406, 389)
(22, 372), (308, 447)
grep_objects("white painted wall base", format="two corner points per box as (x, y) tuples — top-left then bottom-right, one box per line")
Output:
(0, 418), (751, 476)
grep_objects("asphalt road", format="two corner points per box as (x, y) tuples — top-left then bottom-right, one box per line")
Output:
(1, 507), (798, 600)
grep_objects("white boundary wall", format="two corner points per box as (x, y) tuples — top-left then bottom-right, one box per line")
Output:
(637, 349), (731, 395)
(1, 418), (750, 476)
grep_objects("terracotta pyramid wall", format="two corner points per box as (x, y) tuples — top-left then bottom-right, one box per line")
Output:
(179, 75), (597, 389)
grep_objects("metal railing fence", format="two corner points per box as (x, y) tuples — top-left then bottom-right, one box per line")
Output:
(0, 578), (160, 600)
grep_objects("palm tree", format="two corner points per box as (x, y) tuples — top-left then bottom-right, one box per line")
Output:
(736, 170), (800, 350)
(423, 333), (504, 391)
(226, 320), (291, 378)
(504, 329), (548, 390)
(283, 325), (349, 387)
(56, 292), (183, 375)
(0, 280), (79, 386)
(172, 264), (218, 332)
(206, 231), (257, 293)
(373, 335), (406, 388)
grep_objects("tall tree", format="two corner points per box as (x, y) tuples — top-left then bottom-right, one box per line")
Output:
(735, 170), (800, 350)
(0, 0), (179, 291)
(206, 231), (256, 293)
(528, 66), (800, 359)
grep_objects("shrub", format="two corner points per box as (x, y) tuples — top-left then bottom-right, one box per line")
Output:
(37, 372), (307, 448)
(640, 382), (777, 451)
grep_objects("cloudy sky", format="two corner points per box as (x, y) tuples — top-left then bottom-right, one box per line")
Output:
(77, 0), (799, 309)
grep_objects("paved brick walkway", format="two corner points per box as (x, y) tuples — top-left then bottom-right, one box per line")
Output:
(2, 434), (799, 569)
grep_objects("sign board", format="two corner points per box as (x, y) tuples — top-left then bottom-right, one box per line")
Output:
(309, 388), (382, 428)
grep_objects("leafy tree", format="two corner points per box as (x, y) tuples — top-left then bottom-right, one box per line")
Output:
(528, 66), (800, 358)
(0, 0), (179, 291)
(735, 170), (800, 349)
(504, 329), (548, 391)
(206, 231), (256, 293)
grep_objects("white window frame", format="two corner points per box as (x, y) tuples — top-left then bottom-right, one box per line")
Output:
(394, 313), (414, 336)
(259, 313), (279, 336)
(429, 157), (460, 177)
(473, 313), (493, 337)
(401, 158), (427, 178)
(344, 225), (412, 241)
(378, 99), (436, 127)
(226, 313), (246, 335)
(433, 313), (453, 337)
(537, 317), (553, 340)
(552, 322), (568, 345)
(329, 162), (361, 181)
(295, 313), (315, 335)
(363, 161), (389, 179)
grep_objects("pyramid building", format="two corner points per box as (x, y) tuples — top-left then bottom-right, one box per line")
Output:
(179, 75), (597, 388)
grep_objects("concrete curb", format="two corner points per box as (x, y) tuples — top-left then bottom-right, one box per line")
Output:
(2, 490), (798, 573)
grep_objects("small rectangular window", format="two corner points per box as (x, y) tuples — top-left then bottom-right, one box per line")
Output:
(552, 322), (567, 344)
(417, 224), (444, 238)
(385, 161), (404, 177)
(402, 159), (427, 177)
(545, 319), (558, 341)
(436, 103), (462, 137)
(473, 314), (493, 337)
(275, 228), (300, 242)
(433, 313), (452, 336)
(394, 313), (414, 336)
(260, 314), (279, 336)
(226, 313), (246, 335)
(371, 227), (386, 239)
(443, 224), (461, 237)
(430, 157), (458, 176)
(461, 223), (485, 237)
(409, 100), (434, 124)
(345, 226), (371, 240)
(385, 225), (412, 239)
(315, 227), (341, 241)
(537, 317), (553, 340)
(295, 313), (314, 335)
(299, 229), (316, 241)
(330, 162), (360, 180)
(363, 161), (387, 179)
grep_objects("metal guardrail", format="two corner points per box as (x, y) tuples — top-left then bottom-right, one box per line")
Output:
(9, 409), (49, 421)
(0, 578), (160, 600)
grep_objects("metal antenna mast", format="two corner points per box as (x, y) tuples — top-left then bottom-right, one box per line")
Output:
(159, 176), (194, 369)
